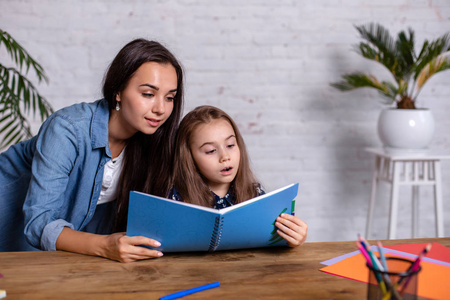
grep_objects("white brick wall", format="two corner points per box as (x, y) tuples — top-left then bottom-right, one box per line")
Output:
(1, 0), (449, 242)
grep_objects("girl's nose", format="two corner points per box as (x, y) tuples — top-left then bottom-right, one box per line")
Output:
(219, 149), (230, 162)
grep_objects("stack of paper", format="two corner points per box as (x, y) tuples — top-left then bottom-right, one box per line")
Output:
(319, 242), (450, 299)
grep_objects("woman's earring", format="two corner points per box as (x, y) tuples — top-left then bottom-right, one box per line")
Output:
(116, 101), (120, 111)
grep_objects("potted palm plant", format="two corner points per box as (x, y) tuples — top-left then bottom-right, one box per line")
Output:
(331, 23), (450, 150)
(0, 29), (53, 150)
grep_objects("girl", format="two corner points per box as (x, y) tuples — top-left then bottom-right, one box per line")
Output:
(169, 105), (307, 247)
(0, 39), (184, 262)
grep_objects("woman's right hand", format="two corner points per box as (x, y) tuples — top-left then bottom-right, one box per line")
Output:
(103, 232), (163, 263)
(56, 227), (163, 263)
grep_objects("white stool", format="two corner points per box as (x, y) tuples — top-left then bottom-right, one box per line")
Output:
(365, 147), (450, 239)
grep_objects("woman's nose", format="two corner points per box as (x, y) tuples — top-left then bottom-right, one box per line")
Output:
(152, 97), (165, 114)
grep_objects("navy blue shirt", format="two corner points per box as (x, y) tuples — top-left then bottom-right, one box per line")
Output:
(168, 184), (265, 209)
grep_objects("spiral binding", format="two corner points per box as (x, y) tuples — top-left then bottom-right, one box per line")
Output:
(208, 216), (224, 252)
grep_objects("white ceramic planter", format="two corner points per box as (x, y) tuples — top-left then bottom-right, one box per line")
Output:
(377, 108), (435, 150)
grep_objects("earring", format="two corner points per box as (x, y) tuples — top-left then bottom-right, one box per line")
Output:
(115, 101), (120, 111)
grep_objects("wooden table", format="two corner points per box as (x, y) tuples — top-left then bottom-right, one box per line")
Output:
(1, 238), (449, 299)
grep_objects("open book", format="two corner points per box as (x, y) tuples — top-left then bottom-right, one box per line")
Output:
(126, 183), (299, 252)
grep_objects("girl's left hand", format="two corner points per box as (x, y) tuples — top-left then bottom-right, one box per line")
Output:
(275, 213), (308, 247)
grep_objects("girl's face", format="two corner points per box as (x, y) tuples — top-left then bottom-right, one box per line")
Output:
(114, 62), (177, 138)
(190, 118), (241, 196)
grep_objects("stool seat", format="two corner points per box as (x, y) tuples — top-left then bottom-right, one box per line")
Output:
(365, 147), (450, 239)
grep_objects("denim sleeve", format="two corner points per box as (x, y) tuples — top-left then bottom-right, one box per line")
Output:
(23, 114), (80, 250)
(41, 220), (75, 251)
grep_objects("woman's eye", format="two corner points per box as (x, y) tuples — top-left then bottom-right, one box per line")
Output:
(143, 93), (154, 97)
(166, 96), (175, 102)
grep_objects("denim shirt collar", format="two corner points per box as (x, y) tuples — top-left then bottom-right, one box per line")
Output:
(91, 99), (110, 155)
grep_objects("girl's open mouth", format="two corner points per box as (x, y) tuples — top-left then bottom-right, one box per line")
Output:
(221, 166), (233, 173)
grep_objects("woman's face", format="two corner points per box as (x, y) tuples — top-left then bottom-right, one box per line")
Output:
(114, 62), (177, 138)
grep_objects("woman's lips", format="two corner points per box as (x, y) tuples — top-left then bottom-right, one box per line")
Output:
(146, 118), (161, 127)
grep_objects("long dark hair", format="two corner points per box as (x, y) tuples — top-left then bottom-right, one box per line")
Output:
(172, 105), (259, 208)
(103, 39), (184, 231)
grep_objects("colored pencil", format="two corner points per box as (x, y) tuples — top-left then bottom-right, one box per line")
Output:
(399, 243), (431, 294)
(356, 236), (387, 295)
(377, 241), (388, 272)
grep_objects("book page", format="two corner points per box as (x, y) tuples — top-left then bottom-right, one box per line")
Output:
(218, 183), (297, 215)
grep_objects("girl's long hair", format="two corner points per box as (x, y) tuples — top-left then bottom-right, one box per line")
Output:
(172, 105), (259, 207)
(102, 39), (184, 232)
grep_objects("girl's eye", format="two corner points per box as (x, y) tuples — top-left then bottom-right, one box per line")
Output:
(205, 149), (216, 154)
(227, 144), (235, 149)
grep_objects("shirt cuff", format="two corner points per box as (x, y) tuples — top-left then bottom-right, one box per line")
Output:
(41, 219), (74, 251)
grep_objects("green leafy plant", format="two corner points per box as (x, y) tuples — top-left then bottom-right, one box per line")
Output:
(0, 29), (53, 149)
(331, 23), (450, 109)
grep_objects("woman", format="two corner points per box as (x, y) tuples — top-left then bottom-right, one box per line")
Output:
(0, 39), (184, 262)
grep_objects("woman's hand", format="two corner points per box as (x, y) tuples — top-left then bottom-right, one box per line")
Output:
(275, 214), (308, 247)
(56, 228), (163, 263)
(103, 232), (163, 263)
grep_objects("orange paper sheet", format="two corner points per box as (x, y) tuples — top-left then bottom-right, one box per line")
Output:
(319, 252), (450, 300)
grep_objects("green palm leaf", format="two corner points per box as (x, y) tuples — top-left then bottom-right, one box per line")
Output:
(414, 33), (450, 80)
(355, 24), (400, 79)
(331, 23), (450, 109)
(0, 30), (48, 83)
(330, 73), (397, 104)
(395, 28), (415, 79)
(415, 56), (450, 99)
(0, 29), (53, 149)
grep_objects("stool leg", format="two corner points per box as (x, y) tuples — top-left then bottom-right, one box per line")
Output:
(434, 161), (444, 237)
(366, 157), (380, 239)
(412, 185), (419, 238)
(388, 162), (401, 239)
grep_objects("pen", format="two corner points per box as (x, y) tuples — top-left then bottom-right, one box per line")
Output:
(291, 200), (296, 216)
(159, 282), (220, 300)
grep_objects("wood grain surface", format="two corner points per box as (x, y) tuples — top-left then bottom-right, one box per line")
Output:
(1, 238), (448, 299)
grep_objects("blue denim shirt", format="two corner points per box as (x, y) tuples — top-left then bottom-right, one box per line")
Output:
(0, 99), (111, 251)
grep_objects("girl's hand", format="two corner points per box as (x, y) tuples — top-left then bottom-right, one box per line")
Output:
(103, 232), (164, 263)
(275, 214), (308, 247)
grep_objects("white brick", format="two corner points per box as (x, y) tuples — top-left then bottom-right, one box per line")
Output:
(1, 0), (449, 243)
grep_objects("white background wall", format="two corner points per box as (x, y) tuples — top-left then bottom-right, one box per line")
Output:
(1, 0), (449, 242)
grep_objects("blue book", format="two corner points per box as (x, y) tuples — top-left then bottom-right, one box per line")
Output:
(126, 183), (299, 252)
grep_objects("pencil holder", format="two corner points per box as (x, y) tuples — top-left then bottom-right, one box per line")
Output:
(367, 257), (421, 300)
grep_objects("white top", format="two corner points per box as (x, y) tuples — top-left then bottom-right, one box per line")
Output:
(97, 150), (125, 205)
(364, 147), (450, 160)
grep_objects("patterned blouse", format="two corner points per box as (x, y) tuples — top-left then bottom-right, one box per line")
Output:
(168, 184), (265, 209)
